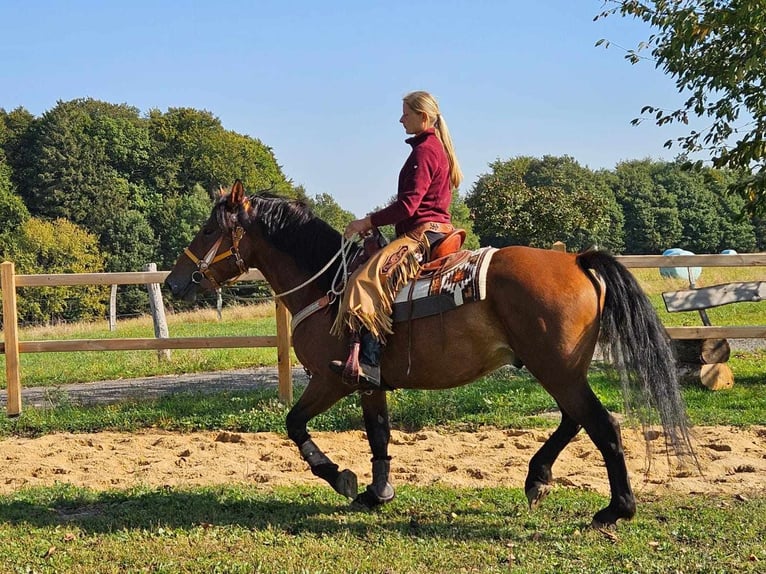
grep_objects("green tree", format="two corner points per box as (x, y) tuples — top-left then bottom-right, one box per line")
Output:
(16, 99), (146, 234)
(147, 108), (294, 198)
(5, 218), (106, 324)
(98, 209), (158, 315)
(467, 155), (624, 251)
(612, 159), (683, 254)
(308, 192), (355, 233)
(612, 159), (756, 253)
(0, 106), (35, 192)
(597, 1), (766, 213)
(449, 189), (480, 250)
(0, 159), (29, 254)
(150, 184), (213, 269)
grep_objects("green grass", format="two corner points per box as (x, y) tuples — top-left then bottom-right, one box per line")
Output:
(3, 361), (766, 438)
(0, 484), (762, 574)
(2, 304), (290, 387)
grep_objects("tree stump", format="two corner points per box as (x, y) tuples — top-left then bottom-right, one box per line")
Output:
(677, 362), (734, 391)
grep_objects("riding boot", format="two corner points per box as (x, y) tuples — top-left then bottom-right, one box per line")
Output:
(329, 328), (382, 388)
(358, 330), (382, 387)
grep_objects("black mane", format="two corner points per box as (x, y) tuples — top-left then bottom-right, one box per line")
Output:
(234, 194), (344, 292)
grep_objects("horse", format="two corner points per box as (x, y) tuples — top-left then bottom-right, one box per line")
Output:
(165, 180), (694, 529)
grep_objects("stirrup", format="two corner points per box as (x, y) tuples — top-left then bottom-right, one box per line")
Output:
(329, 360), (382, 388)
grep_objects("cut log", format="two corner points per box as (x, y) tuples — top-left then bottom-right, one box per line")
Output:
(672, 338), (731, 364)
(678, 362), (734, 391)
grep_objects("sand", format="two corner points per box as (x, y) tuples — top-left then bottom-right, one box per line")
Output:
(2, 425), (764, 499)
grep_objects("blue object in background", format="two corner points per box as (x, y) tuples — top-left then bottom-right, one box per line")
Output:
(659, 248), (702, 283)
(721, 249), (738, 255)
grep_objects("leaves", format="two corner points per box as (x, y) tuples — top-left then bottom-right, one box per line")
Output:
(600, 1), (766, 213)
(466, 155), (624, 251)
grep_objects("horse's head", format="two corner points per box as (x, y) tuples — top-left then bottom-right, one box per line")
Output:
(165, 180), (251, 302)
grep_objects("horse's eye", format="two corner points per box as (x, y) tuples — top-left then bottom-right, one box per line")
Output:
(203, 227), (215, 236)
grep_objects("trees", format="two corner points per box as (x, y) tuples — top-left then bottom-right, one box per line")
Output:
(467, 155), (624, 251)
(597, 1), (766, 213)
(308, 192), (356, 233)
(611, 159), (683, 253)
(147, 107), (294, 198)
(449, 189), (480, 250)
(6, 218), (106, 324)
(611, 159), (756, 253)
(15, 99), (145, 234)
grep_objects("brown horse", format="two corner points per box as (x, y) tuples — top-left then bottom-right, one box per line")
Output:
(165, 181), (693, 528)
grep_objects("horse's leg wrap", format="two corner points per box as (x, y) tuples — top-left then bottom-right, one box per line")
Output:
(370, 457), (395, 502)
(352, 457), (395, 509)
(299, 439), (358, 499)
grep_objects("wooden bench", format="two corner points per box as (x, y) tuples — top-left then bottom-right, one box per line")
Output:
(662, 281), (766, 390)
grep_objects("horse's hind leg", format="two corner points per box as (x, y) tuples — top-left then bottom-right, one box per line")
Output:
(556, 385), (636, 528)
(525, 408), (581, 509)
(353, 390), (395, 509)
(286, 376), (358, 500)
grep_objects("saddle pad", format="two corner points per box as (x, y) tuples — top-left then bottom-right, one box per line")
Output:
(392, 247), (498, 323)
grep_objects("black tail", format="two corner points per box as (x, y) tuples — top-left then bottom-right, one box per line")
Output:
(577, 250), (694, 459)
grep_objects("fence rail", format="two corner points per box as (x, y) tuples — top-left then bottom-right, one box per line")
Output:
(2, 253), (765, 416)
(1, 262), (292, 416)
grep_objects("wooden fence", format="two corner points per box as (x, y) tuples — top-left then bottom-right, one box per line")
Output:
(1, 261), (293, 416)
(2, 253), (765, 416)
(615, 253), (766, 339)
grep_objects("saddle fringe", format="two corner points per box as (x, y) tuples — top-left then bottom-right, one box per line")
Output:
(331, 236), (423, 342)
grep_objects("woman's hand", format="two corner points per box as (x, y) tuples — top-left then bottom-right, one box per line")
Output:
(344, 216), (373, 239)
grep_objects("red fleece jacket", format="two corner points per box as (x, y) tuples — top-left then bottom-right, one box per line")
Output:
(369, 128), (452, 236)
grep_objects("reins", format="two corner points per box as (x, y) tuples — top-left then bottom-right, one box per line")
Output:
(269, 234), (357, 301)
(184, 225), (359, 331)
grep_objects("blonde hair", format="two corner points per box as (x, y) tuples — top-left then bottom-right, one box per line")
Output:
(403, 90), (463, 189)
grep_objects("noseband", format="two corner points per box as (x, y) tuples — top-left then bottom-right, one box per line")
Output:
(183, 225), (248, 289)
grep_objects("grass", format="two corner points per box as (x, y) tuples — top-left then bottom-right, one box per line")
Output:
(2, 360), (766, 438)
(0, 484), (763, 573)
(3, 303), (288, 387)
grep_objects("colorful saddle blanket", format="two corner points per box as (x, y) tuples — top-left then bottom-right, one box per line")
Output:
(391, 247), (498, 323)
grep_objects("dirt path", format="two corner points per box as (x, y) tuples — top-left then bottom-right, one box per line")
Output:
(2, 426), (764, 498)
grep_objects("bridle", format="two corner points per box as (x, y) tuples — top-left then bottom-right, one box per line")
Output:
(183, 225), (248, 290)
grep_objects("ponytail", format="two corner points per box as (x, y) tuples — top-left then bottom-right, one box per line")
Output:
(403, 91), (463, 189)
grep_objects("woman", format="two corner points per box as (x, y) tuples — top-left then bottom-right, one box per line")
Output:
(330, 90), (463, 387)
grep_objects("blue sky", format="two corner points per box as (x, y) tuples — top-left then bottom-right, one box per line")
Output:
(1, 1), (691, 216)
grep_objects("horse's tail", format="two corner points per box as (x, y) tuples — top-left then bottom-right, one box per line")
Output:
(577, 249), (695, 459)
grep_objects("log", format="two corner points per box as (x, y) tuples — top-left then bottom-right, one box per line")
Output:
(678, 362), (734, 391)
(672, 338), (730, 364)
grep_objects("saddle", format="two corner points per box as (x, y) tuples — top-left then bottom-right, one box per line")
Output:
(338, 228), (467, 388)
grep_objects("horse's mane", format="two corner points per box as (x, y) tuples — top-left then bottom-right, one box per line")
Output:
(233, 193), (344, 292)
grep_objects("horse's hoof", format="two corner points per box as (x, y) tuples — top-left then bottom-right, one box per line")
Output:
(350, 484), (395, 510)
(591, 505), (633, 530)
(591, 516), (618, 531)
(334, 469), (358, 499)
(525, 483), (552, 510)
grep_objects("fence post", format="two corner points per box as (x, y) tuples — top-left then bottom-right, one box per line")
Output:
(275, 300), (293, 403)
(1, 261), (22, 416)
(109, 284), (117, 331)
(144, 263), (171, 361)
(551, 241), (567, 252)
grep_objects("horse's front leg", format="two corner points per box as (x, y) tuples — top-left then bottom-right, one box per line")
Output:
(352, 390), (395, 509)
(286, 375), (358, 499)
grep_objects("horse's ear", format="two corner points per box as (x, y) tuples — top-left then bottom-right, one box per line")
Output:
(228, 179), (245, 208)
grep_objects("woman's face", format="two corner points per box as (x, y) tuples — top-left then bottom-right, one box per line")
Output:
(400, 102), (427, 135)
